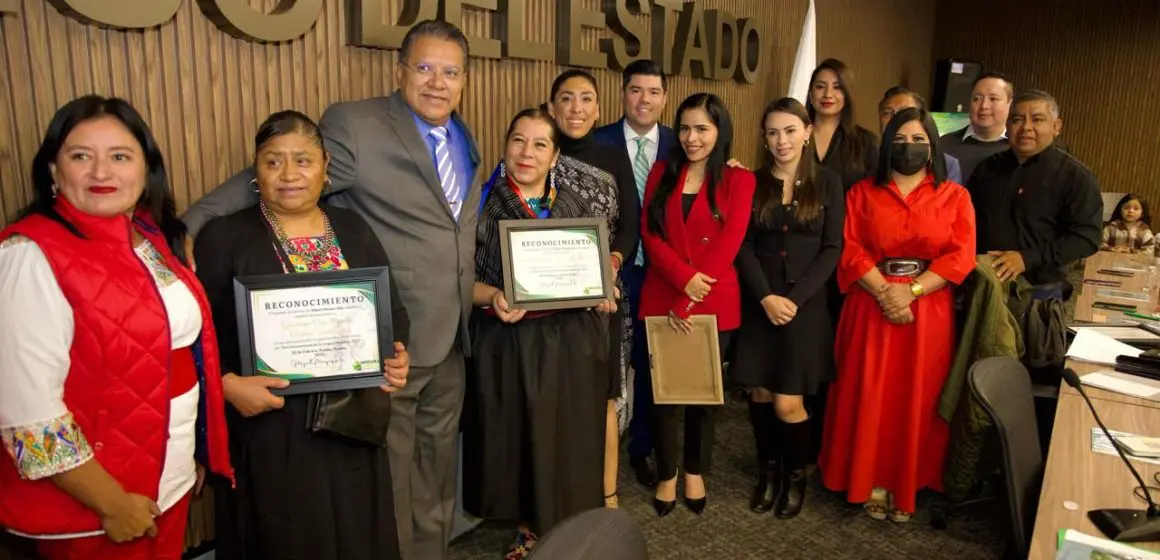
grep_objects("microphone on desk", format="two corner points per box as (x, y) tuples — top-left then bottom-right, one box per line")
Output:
(1061, 367), (1160, 542)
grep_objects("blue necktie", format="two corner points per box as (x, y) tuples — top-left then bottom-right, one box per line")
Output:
(430, 126), (461, 219)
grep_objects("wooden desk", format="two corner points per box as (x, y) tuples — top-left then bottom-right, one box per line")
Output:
(1064, 360), (1160, 410)
(1030, 383), (1160, 559)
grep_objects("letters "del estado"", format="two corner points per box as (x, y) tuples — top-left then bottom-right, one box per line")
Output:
(29, 0), (763, 84)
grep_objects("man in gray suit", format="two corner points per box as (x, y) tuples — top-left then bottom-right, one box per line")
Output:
(181, 20), (481, 560)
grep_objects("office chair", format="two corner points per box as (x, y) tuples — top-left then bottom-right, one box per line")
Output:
(968, 356), (1046, 558)
(526, 508), (648, 560)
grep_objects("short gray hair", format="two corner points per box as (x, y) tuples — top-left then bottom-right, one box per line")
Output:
(399, 20), (469, 63)
(1013, 89), (1060, 118)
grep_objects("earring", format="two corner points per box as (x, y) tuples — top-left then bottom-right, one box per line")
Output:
(51, 184), (59, 198)
(549, 168), (556, 192)
(804, 139), (810, 147)
(324, 176), (333, 192)
(499, 162), (507, 179)
(249, 178), (259, 193)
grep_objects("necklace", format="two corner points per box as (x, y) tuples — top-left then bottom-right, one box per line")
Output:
(259, 200), (337, 271)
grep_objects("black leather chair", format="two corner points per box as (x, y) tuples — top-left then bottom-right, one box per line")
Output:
(526, 508), (648, 560)
(968, 356), (1046, 558)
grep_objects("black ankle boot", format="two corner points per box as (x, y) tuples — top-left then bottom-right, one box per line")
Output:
(775, 417), (811, 519)
(775, 468), (807, 518)
(749, 460), (779, 513)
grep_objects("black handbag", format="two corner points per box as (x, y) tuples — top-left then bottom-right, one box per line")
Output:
(306, 388), (392, 447)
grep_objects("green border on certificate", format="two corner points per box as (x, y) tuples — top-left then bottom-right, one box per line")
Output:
(498, 218), (615, 312)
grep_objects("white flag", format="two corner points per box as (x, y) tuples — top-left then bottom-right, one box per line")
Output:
(787, 0), (817, 103)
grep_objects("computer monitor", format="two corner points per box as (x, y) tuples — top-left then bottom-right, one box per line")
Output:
(931, 112), (970, 137)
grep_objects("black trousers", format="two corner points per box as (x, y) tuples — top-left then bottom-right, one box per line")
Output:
(651, 330), (733, 480)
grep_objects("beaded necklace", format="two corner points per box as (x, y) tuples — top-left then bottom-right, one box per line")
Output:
(259, 200), (337, 273)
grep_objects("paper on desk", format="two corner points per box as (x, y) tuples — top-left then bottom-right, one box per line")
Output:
(1091, 428), (1160, 466)
(1081, 370), (1160, 401)
(1066, 329), (1143, 366)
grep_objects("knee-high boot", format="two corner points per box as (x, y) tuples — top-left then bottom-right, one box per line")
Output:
(747, 400), (778, 513)
(776, 417), (811, 519)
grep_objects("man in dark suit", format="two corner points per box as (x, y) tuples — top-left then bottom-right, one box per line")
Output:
(592, 59), (676, 488)
(180, 20), (481, 560)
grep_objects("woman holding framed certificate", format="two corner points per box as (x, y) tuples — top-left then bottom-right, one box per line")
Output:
(194, 111), (411, 560)
(638, 93), (756, 517)
(464, 107), (618, 560)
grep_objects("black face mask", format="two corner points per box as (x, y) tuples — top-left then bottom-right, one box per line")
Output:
(890, 143), (930, 175)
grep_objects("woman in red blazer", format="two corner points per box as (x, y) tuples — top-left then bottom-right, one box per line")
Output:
(638, 93), (756, 517)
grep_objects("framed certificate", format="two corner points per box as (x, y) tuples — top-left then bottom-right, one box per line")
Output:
(232, 267), (394, 396)
(645, 315), (724, 405)
(498, 218), (615, 311)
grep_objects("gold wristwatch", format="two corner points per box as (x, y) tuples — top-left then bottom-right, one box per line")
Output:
(909, 281), (925, 298)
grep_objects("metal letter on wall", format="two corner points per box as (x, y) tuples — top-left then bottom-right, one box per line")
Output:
(349, 0), (438, 50)
(734, 17), (762, 84)
(673, 1), (711, 80)
(497, 0), (552, 61)
(705, 10), (738, 81)
(197, 0), (323, 42)
(604, 0), (650, 71)
(442, 0), (501, 59)
(555, 0), (606, 68)
(48, 0), (181, 29)
(649, 0), (682, 74)
(0, 0), (19, 15)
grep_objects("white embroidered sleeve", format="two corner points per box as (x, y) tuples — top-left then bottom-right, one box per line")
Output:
(0, 236), (92, 480)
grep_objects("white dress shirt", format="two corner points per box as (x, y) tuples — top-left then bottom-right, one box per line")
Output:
(623, 120), (661, 168)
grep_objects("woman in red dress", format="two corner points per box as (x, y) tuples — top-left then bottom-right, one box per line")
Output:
(818, 107), (975, 522)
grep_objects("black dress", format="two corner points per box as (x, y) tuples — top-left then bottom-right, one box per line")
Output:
(463, 174), (609, 535)
(732, 168), (845, 396)
(557, 133), (640, 430)
(195, 205), (410, 560)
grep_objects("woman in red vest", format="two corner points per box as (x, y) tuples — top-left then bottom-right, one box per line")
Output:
(0, 96), (234, 559)
(638, 93), (755, 517)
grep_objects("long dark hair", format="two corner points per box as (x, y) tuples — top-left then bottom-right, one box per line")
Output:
(1111, 193), (1152, 227)
(646, 93), (733, 239)
(757, 98), (821, 224)
(805, 58), (868, 178)
(23, 95), (185, 255)
(875, 107), (947, 188)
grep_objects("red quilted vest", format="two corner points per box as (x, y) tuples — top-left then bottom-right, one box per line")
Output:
(0, 199), (233, 536)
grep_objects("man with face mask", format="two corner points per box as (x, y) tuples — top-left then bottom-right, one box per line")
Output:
(878, 86), (962, 184)
(966, 89), (1102, 298)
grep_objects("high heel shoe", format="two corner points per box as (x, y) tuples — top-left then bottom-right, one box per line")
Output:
(653, 497), (677, 517)
(774, 468), (807, 519)
(683, 495), (707, 515)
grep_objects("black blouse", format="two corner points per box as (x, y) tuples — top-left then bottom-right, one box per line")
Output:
(816, 125), (879, 191)
(194, 204), (411, 374)
(736, 167), (845, 306)
(558, 133), (641, 262)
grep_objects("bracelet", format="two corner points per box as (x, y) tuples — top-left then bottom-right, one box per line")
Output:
(910, 281), (925, 298)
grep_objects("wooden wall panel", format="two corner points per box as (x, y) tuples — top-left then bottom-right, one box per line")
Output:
(934, 0), (1160, 202)
(0, 0), (935, 226)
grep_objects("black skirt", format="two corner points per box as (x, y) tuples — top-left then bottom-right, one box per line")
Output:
(731, 288), (834, 396)
(212, 397), (400, 560)
(462, 309), (609, 535)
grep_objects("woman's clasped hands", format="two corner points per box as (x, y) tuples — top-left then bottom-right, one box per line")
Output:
(875, 282), (916, 325)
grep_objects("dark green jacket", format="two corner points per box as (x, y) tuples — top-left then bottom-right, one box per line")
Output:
(939, 255), (1023, 421)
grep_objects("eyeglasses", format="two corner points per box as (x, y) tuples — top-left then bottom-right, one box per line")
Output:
(401, 62), (465, 82)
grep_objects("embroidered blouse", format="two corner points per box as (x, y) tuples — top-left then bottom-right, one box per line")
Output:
(0, 235), (203, 520)
(284, 237), (349, 272)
